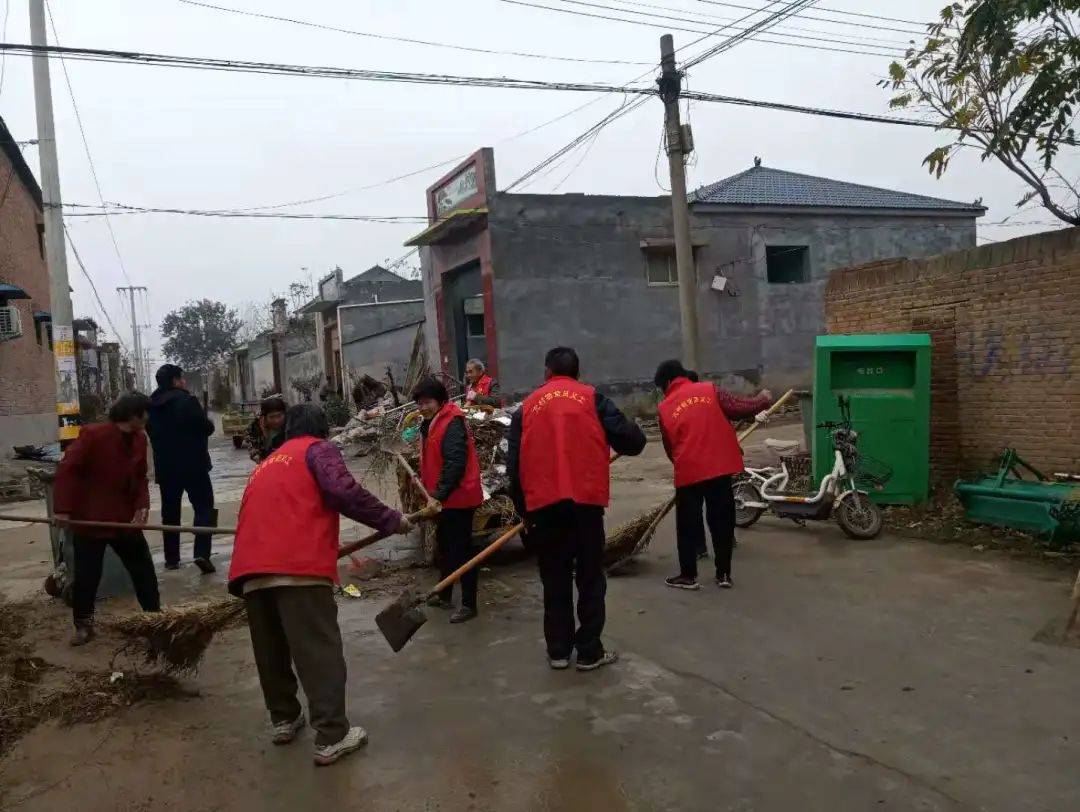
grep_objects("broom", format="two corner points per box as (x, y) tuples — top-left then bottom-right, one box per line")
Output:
(112, 504), (439, 674)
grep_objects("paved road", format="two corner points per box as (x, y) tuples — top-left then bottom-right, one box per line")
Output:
(2, 439), (1077, 811)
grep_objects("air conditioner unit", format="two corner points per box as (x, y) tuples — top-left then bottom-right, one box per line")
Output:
(0, 305), (23, 340)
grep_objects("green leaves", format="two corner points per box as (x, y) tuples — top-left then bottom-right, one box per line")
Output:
(161, 299), (243, 373)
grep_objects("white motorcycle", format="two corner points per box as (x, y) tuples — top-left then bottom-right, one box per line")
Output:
(733, 397), (889, 540)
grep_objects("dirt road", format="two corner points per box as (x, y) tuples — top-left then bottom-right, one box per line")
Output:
(1, 431), (1078, 811)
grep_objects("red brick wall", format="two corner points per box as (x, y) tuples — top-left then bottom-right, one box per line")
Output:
(0, 144), (54, 423)
(825, 227), (1080, 483)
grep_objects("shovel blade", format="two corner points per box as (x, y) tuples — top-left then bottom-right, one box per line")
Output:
(375, 588), (428, 652)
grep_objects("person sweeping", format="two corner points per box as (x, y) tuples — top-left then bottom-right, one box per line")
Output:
(507, 347), (646, 671)
(413, 377), (485, 624)
(653, 360), (772, 591)
(228, 403), (412, 766)
(53, 393), (162, 646)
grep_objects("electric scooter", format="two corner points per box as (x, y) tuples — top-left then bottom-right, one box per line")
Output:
(733, 396), (890, 540)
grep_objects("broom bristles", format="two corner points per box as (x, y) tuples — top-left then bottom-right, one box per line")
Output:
(111, 598), (247, 674)
(604, 499), (672, 567)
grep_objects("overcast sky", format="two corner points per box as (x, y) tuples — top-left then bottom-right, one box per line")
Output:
(0, 0), (1074, 366)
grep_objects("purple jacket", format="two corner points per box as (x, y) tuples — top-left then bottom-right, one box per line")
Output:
(305, 440), (402, 535)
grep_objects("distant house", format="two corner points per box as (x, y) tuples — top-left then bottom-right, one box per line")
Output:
(298, 265), (423, 402)
(0, 114), (56, 447)
(411, 149), (985, 397)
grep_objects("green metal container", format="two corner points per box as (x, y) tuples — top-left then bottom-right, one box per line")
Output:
(812, 334), (931, 505)
(954, 449), (1080, 544)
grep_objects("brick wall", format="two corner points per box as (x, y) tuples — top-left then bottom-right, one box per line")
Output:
(0, 137), (55, 444)
(825, 227), (1080, 483)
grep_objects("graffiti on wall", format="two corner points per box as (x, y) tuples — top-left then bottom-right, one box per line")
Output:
(955, 327), (1069, 378)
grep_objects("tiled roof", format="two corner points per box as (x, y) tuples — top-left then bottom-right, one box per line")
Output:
(689, 164), (984, 212)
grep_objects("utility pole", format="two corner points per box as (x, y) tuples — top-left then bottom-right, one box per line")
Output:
(659, 34), (700, 372)
(118, 285), (147, 392)
(29, 0), (80, 441)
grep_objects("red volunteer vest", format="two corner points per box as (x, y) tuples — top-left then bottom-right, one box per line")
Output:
(420, 402), (484, 509)
(520, 376), (609, 512)
(471, 374), (494, 397)
(658, 378), (744, 487)
(228, 436), (340, 596)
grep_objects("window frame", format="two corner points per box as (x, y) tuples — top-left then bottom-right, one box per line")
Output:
(765, 244), (811, 285)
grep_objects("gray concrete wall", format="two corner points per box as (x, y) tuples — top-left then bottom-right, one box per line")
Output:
(341, 321), (423, 385)
(339, 300), (425, 348)
(487, 193), (976, 397)
(0, 412), (56, 451)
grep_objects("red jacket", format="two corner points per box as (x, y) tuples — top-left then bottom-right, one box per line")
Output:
(520, 376), (609, 511)
(228, 436), (341, 596)
(53, 423), (150, 537)
(420, 402), (484, 509)
(658, 378), (764, 487)
(471, 374), (495, 397)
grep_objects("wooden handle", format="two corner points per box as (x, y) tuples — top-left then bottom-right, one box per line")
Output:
(336, 505), (440, 560)
(0, 514), (236, 535)
(427, 522), (523, 597)
(737, 388), (796, 443)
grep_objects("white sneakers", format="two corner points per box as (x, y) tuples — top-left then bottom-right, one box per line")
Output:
(271, 714), (306, 745)
(313, 727), (369, 767)
(270, 717), (368, 767)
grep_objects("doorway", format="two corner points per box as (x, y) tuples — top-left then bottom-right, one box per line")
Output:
(442, 261), (485, 380)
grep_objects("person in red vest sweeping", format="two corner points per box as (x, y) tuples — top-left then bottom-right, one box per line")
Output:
(464, 358), (503, 407)
(228, 403), (412, 766)
(654, 359), (773, 591)
(413, 376), (485, 624)
(508, 347), (646, 671)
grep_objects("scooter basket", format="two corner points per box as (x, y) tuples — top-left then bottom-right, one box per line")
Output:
(853, 455), (893, 490)
(780, 452), (813, 492)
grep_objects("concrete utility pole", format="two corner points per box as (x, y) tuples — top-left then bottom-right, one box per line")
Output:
(118, 286), (147, 391)
(29, 0), (80, 441)
(659, 34), (700, 372)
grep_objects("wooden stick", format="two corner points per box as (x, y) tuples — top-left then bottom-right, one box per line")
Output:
(1065, 566), (1080, 634)
(0, 515), (236, 535)
(737, 388), (796, 443)
(631, 495), (677, 557)
(337, 505), (440, 559)
(392, 451), (436, 507)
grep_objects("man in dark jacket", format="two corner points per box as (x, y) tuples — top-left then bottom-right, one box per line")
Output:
(507, 347), (646, 671)
(248, 395), (287, 462)
(147, 363), (217, 573)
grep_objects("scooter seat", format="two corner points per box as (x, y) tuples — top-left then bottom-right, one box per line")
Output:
(764, 438), (801, 454)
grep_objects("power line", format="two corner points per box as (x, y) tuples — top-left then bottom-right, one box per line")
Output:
(177, 0), (653, 67)
(44, 0), (133, 289)
(63, 225), (130, 354)
(517, 0), (908, 54)
(499, 0), (903, 58)
(690, 0), (928, 33)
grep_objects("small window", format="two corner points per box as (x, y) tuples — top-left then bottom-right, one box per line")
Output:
(36, 223), (45, 260)
(766, 245), (809, 284)
(644, 248), (678, 286)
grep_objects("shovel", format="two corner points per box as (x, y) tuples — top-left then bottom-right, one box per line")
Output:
(376, 520), (523, 652)
(377, 453), (625, 652)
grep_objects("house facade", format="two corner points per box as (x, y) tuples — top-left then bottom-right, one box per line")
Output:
(0, 115), (56, 447)
(412, 149), (984, 398)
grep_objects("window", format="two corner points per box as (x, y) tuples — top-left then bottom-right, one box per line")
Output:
(645, 249), (677, 285)
(463, 296), (485, 338)
(36, 223), (45, 260)
(766, 245), (809, 284)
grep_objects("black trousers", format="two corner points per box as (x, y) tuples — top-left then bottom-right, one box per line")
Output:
(245, 585), (349, 747)
(531, 502), (607, 663)
(436, 507), (478, 610)
(159, 471), (215, 564)
(71, 532), (161, 626)
(675, 475), (735, 580)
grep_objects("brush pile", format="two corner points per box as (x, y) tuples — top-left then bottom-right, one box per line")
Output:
(111, 599), (248, 674)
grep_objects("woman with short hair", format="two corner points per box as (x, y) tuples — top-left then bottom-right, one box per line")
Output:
(53, 393), (161, 646)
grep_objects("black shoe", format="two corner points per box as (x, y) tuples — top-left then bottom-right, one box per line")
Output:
(450, 607), (478, 624)
(426, 595), (453, 610)
(716, 574), (733, 589)
(665, 575), (701, 591)
(164, 561), (180, 571)
(70, 623), (95, 647)
(194, 557), (216, 574)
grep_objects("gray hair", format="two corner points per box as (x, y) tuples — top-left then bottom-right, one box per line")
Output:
(466, 358), (485, 372)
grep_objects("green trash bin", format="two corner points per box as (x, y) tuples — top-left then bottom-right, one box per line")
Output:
(811, 334), (931, 505)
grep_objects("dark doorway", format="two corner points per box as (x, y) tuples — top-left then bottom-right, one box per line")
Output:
(442, 261), (485, 380)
